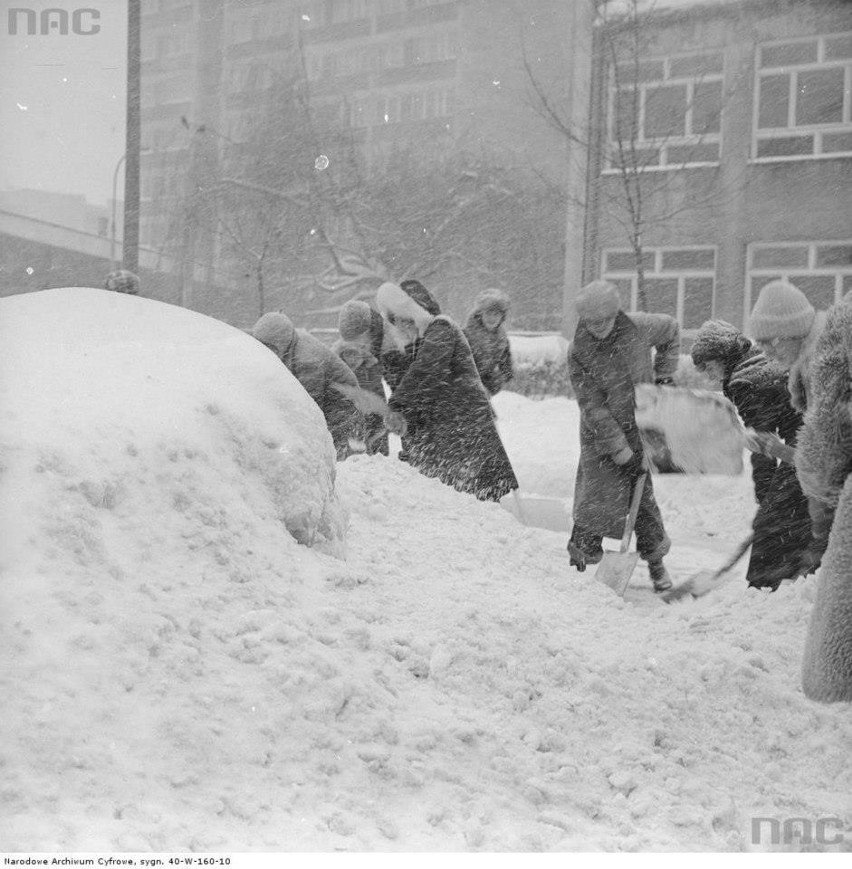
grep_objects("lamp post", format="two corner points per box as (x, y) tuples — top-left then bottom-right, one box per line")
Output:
(110, 153), (127, 268)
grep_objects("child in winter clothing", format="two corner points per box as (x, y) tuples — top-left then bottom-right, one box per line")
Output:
(748, 279), (833, 569)
(568, 280), (679, 592)
(251, 311), (362, 460)
(331, 300), (389, 456)
(376, 280), (519, 502)
(463, 289), (513, 396)
(691, 320), (813, 589)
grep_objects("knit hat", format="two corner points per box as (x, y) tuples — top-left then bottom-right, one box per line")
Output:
(749, 280), (815, 341)
(576, 280), (621, 321)
(338, 300), (373, 340)
(691, 320), (752, 371)
(251, 312), (295, 357)
(400, 279), (441, 316)
(473, 288), (509, 318)
(104, 269), (140, 295)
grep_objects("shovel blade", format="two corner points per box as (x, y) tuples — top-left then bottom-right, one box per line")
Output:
(595, 551), (640, 597)
(662, 569), (721, 602)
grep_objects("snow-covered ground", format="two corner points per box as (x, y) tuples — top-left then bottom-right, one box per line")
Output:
(1, 289), (849, 853)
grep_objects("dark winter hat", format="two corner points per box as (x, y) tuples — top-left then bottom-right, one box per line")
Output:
(749, 280), (815, 341)
(400, 279), (441, 317)
(251, 312), (295, 357)
(338, 300), (373, 340)
(474, 288), (510, 316)
(691, 320), (752, 370)
(104, 269), (140, 295)
(576, 280), (621, 321)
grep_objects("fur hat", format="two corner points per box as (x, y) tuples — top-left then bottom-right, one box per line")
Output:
(576, 280), (622, 321)
(338, 300), (373, 340)
(749, 280), (815, 341)
(691, 320), (752, 370)
(251, 312), (295, 357)
(104, 269), (140, 295)
(474, 288), (509, 315)
(400, 279), (441, 316)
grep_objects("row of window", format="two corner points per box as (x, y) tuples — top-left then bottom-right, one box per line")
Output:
(608, 33), (852, 169)
(299, 0), (449, 28)
(305, 31), (458, 80)
(601, 242), (852, 329)
(348, 87), (453, 126)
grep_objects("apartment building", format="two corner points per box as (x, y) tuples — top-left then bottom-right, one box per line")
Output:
(582, 0), (852, 339)
(138, 0), (576, 327)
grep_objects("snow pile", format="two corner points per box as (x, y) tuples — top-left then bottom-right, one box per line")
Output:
(1, 289), (850, 852)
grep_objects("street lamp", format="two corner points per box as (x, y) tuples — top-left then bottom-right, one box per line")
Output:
(110, 153), (127, 268)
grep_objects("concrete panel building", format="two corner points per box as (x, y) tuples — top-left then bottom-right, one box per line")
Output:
(138, 0), (579, 328)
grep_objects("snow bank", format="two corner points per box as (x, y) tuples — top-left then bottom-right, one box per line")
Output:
(1, 301), (849, 852)
(509, 333), (569, 367)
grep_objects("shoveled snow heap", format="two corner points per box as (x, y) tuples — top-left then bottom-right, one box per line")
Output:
(1, 289), (849, 852)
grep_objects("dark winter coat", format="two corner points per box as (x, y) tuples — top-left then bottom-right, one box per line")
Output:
(569, 311), (679, 540)
(281, 329), (362, 458)
(796, 296), (852, 701)
(723, 350), (812, 588)
(331, 338), (388, 456)
(388, 315), (519, 501)
(463, 290), (513, 396)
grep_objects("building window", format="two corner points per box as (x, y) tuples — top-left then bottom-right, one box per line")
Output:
(607, 50), (724, 171)
(747, 241), (852, 316)
(405, 31), (459, 65)
(355, 87), (453, 126)
(330, 0), (368, 24)
(754, 34), (852, 160)
(601, 246), (717, 329)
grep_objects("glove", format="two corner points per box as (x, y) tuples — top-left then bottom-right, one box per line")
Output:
(612, 446), (645, 478)
(385, 410), (408, 437)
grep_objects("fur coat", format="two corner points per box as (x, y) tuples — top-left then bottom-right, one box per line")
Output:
(796, 298), (852, 701)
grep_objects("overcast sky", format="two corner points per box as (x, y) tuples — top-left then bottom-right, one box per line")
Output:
(0, 0), (127, 206)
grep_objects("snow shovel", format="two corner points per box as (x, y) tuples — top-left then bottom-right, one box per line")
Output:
(663, 533), (754, 602)
(595, 472), (647, 597)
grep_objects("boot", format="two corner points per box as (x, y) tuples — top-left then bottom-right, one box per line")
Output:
(648, 560), (673, 593)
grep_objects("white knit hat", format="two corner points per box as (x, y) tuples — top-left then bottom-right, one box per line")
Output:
(576, 280), (621, 321)
(749, 280), (815, 341)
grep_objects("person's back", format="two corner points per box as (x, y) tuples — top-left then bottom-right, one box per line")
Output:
(331, 300), (388, 455)
(251, 312), (361, 458)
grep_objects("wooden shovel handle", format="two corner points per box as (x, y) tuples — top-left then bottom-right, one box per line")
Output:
(619, 473), (647, 553)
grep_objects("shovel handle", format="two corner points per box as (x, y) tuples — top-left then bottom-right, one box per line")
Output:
(619, 473), (647, 553)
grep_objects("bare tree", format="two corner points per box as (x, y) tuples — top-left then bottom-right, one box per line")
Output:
(524, 0), (749, 310)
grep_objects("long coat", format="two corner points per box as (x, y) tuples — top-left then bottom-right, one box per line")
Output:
(724, 351), (812, 587)
(463, 300), (513, 396)
(282, 329), (361, 457)
(569, 311), (679, 538)
(387, 315), (518, 501)
(796, 296), (852, 701)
